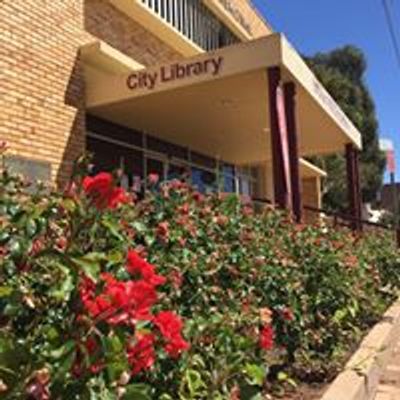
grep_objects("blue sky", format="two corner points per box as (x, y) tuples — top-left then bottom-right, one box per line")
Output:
(253, 0), (400, 182)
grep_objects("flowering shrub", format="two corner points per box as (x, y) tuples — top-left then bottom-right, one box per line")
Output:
(1, 160), (400, 399)
(0, 169), (188, 399)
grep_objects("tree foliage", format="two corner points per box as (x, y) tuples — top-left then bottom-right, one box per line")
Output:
(306, 45), (385, 211)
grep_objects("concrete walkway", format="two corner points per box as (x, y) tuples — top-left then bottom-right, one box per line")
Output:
(374, 341), (400, 400)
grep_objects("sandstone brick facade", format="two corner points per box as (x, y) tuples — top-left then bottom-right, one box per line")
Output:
(85, 0), (183, 66)
(0, 0), (183, 185)
(302, 177), (322, 223)
(0, 0), (269, 185)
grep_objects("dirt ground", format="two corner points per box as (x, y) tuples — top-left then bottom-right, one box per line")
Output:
(276, 384), (327, 400)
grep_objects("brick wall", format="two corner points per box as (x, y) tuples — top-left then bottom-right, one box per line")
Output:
(0, 0), (86, 185)
(0, 0), (182, 186)
(84, 0), (182, 66)
(302, 177), (322, 223)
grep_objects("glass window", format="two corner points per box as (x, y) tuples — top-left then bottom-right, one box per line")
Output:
(191, 152), (216, 169)
(237, 166), (259, 197)
(146, 158), (164, 180)
(86, 115), (143, 147)
(147, 137), (188, 160)
(191, 167), (216, 193)
(220, 163), (236, 193)
(223, 175), (235, 193)
(168, 163), (189, 181)
(87, 136), (121, 174)
(239, 178), (251, 197)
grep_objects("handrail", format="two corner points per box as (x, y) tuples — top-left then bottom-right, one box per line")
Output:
(140, 0), (239, 51)
(302, 204), (393, 230)
(250, 197), (399, 247)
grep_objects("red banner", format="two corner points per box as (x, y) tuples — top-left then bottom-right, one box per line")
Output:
(387, 149), (396, 174)
(276, 86), (292, 208)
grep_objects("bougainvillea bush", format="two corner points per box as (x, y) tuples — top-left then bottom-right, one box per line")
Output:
(1, 158), (400, 399)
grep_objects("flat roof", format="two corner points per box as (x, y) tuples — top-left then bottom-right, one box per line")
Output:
(81, 34), (362, 165)
(300, 159), (327, 178)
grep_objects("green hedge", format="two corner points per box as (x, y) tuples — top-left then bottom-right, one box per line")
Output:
(1, 167), (399, 399)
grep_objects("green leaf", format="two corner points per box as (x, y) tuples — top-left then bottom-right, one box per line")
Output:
(62, 198), (77, 213)
(132, 222), (146, 234)
(0, 231), (10, 245)
(107, 250), (124, 265)
(145, 234), (155, 246)
(72, 253), (104, 282)
(277, 371), (297, 388)
(53, 351), (76, 383)
(102, 217), (125, 241)
(244, 363), (267, 386)
(50, 340), (75, 360)
(0, 286), (13, 297)
(122, 384), (151, 400)
(184, 369), (206, 396)
(8, 238), (23, 259)
(51, 273), (74, 302)
(25, 217), (37, 237)
(159, 395), (174, 400)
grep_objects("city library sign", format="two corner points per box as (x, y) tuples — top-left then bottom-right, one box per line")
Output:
(127, 56), (224, 91)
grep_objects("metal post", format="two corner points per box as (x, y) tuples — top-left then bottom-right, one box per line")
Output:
(390, 171), (399, 247)
(345, 144), (362, 231)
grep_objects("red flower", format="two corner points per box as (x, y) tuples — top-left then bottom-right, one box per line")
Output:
(215, 215), (229, 226)
(85, 337), (98, 355)
(148, 173), (159, 185)
(55, 236), (67, 251)
(125, 280), (158, 321)
(154, 311), (183, 340)
(241, 299), (251, 314)
(169, 180), (186, 190)
(126, 250), (166, 287)
(164, 335), (190, 358)
(169, 270), (183, 290)
(79, 275), (158, 325)
(83, 173), (128, 209)
(178, 203), (190, 215)
(89, 362), (104, 375)
(281, 307), (295, 322)
(192, 191), (204, 202)
(154, 311), (189, 357)
(259, 325), (274, 350)
(127, 334), (156, 375)
(108, 187), (128, 208)
(156, 222), (170, 241)
(242, 206), (254, 216)
(104, 279), (158, 324)
(29, 239), (44, 257)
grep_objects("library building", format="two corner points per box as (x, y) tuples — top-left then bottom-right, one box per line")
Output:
(1, 0), (363, 222)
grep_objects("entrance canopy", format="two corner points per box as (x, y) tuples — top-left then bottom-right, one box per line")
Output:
(82, 34), (362, 165)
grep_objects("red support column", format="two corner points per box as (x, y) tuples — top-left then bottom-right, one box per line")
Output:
(345, 143), (362, 231)
(267, 67), (290, 210)
(284, 82), (302, 223)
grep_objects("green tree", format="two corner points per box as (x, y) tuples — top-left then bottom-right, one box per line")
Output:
(305, 46), (385, 212)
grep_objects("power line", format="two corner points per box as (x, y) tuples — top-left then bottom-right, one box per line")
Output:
(382, 0), (400, 69)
